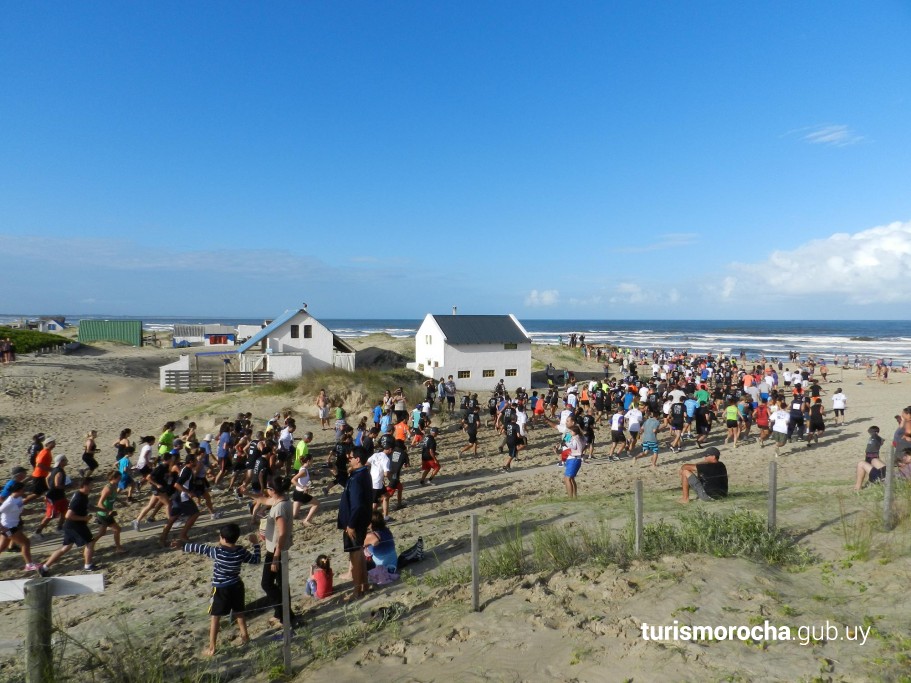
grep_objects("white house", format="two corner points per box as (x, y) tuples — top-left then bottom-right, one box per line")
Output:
(237, 308), (355, 380)
(411, 314), (532, 392)
(35, 319), (66, 333)
(172, 324), (237, 347)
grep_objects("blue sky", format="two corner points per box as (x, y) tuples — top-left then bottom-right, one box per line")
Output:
(2, 2), (910, 319)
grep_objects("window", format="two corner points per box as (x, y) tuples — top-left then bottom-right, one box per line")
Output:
(303, 325), (312, 338)
(418, 363), (425, 371)
(504, 343), (517, 350)
(425, 335), (432, 344)
(457, 370), (471, 379)
(290, 325), (299, 339)
(482, 369), (495, 378)
(505, 369), (517, 377)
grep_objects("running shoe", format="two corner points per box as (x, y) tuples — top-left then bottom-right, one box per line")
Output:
(24, 563), (39, 572)
(37, 565), (49, 577)
(83, 564), (101, 571)
(132, 520), (141, 532)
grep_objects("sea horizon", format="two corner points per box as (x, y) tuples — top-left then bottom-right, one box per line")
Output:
(3, 314), (911, 364)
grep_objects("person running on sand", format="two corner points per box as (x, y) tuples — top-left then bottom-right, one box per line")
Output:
(92, 470), (125, 554)
(161, 453), (201, 548)
(35, 453), (69, 537)
(608, 406), (627, 460)
(770, 401), (791, 457)
(754, 398), (771, 448)
(722, 398), (743, 448)
(0, 482), (39, 571)
(458, 405), (481, 458)
(500, 414), (522, 472)
(419, 427), (441, 485)
(290, 454), (319, 526)
(831, 389), (847, 425)
(806, 397), (825, 447)
(37, 477), (99, 575)
(182, 523), (261, 656)
(632, 410), (663, 468)
(82, 430), (100, 476)
(133, 450), (176, 531)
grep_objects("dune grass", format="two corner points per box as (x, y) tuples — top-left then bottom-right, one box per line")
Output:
(0, 326), (70, 354)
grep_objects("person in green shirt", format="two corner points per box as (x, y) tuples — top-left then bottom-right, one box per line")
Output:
(723, 400), (743, 448)
(293, 432), (313, 471)
(158, 421), (176, 455)
(694, 384), (710, 406)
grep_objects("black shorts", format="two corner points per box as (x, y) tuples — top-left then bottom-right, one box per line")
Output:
(62, 523), (93, 548)
(31, 477), (49, 497)
(447, 396), (455, 405)
(171, 499), (199, 518)
(1, 525), (20, 538)
(726, 420), (739, 428)
(506, 443), (518, 458)
(373, 488), (386, 504)
(809, 421), (825, 433)
(342, 527), (367, 552)
(292, 490), (313, 504)
(869, 467), (885, 484)
(611, 430), (625, 444)
(489, 407), (497, 416)
(210, 582), (245, 617)
(467, 430), (478, 444)
(671, 421), (684, 431)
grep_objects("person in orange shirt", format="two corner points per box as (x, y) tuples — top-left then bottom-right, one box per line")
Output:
(26, 437), (56, 504)
(393, 417), (409, 443)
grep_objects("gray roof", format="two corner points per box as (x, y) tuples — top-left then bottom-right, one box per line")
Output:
(431, 315), (530, 345)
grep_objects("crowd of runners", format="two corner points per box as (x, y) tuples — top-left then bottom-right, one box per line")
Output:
(4, 351), (911, 653)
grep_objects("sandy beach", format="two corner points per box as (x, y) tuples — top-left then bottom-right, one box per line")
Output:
(1, 337), (909, 682)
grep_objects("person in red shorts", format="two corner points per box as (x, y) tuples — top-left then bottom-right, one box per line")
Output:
(419, 427), (441, 485)
(35, 453), (69, 537)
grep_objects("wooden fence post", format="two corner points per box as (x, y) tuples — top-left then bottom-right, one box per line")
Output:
(25, 578), (53, 683)
(768, 460), (778, 532)
(281, 549), (292, 673)
(883, 445), (896, 531)
(470, 513), (480, 612)
(634, 480), (643, 556)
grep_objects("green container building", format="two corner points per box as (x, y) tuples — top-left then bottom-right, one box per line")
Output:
(77, 320), (143, 347)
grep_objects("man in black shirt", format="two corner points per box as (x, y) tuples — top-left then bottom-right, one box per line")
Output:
(459, 406), (481, 458)
(501, 416), (521, 472)
(679, 447), (728, 503)
(419, 428), (440, 485)
(38, 477), (98, 575)
(387, 440), (410, 510)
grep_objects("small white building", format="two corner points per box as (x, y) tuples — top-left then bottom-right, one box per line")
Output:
(237, 308), (355, 380)
(172, 324), (237, 347)
(35, 319), (66, 333)
(411, 314), (532, 392)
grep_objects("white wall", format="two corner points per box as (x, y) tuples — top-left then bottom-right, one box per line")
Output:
(267, 354), (307, 380)
(414, 315), (446, 377)
(237, 324), (263, 341)
(159, 355), (190, 390)
(261, 313), (335, 366)
(434, 343), (531, 392)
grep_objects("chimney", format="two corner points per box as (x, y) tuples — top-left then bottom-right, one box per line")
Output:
(452, 306), (457, 316)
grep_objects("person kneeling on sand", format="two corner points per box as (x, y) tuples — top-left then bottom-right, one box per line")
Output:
(855, 448), (911, 492)
(679, 447), (728, 503)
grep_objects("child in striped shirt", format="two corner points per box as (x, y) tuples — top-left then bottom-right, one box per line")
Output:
(183, 523), (261, 656)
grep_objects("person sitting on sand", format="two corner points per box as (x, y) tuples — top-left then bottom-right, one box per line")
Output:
(305, 554), (334, 599)
(855, 448), (911, 491)
(679, 447), (728, 503)
(182, 523), (260, 656)
(363, 511), (425, 585)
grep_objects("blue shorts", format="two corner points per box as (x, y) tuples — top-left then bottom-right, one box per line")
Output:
(641, 440), (659, 454)
(564, 458), (582, 478)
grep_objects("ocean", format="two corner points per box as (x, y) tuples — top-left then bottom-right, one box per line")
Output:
(2, 315), (909, 364)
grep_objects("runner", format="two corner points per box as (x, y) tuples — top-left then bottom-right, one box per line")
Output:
(419, 427), (441, 485)
(91, 470), (125, 554)
(37, 477), (99, 575)
(0, 481), (39, 571)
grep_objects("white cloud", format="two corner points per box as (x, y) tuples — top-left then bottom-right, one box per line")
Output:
(614, 232), (698, 254)
(524, 289), (559, 307)
(720, 277), (736, 300)
(610, 282), (646, 305)
(568, 295), (602, 307)
(733, 220), (911, 304)
(796, 124), (864, 147)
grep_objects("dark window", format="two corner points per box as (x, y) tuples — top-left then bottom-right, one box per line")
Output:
(290, 325), (299, 339)
(482, 369), (495, 378)
(457, 370), (470, 379)
(304, 325), (313, 339)
(504, 343), (517, 350)
(505, 369), (517, 377)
